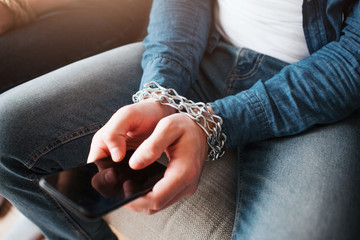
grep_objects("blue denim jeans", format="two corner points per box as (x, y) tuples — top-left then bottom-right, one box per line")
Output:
(0, 0), (151, 93)
(0, 41), (359, 239)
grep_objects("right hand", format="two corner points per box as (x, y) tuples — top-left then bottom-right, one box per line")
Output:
(87, 101), (176, 163)
(0, 2), (15, 35)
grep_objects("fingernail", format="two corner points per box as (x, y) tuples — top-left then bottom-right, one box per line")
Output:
(129, 155), (144, 169)
(110, 147), (122, 162)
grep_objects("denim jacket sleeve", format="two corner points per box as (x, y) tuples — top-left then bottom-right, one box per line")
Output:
(140, 0), (213, 96)
(210, 1), (360, 148)
(141, 0), (360, 150)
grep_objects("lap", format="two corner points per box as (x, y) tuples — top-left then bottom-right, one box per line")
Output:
(0, 42), (144, 171)
(234, 109), (360, 239)
(1, 36), (359, 239)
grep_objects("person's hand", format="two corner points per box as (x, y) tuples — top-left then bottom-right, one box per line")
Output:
(88, 101), (176, 163)
(0, 3), (15, 35)
(124, 113), (209, 214)
(88, 101), (209, 214)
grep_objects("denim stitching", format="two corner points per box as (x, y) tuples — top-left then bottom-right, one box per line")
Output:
(32, 173), (93, 239)
(226, 49), (265, 95)
(231, 149), (244, 239)
(25, 123), (105, 169)
(248, 91), (272, 140)
(224, 47), (242, 96)
(233, 53), (265, 79)
(234, 54), (265, 80)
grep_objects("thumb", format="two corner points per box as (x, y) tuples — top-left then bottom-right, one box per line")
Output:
(129, 117), (182, 169)
(87, 130), (127, 163)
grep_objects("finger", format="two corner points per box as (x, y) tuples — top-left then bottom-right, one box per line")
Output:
(87, 109), (133, 163)
(87, 132), (111, 163)
(103, 133), (128, 162)
(100, 110), (133, 162)
(125, 156), (198, 212)
(88, 102), (173, 164)
(150, 185), (198, 215)
(124, 173), (198, 214)
(129, 116), (183, 169)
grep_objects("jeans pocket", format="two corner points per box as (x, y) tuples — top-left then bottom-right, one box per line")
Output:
(226, 48), (288, 96)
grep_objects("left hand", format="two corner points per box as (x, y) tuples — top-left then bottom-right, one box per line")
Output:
(124, 113), (209, 214)
(87, 101), (175, 163)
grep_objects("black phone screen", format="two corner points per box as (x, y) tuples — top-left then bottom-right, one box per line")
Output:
(39, 151), (166, 219)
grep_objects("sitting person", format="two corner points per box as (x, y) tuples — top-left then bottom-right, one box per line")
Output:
(0, 0), (359, 239)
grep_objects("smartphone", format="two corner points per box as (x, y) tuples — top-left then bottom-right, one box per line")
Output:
(39, 150), (166, 220)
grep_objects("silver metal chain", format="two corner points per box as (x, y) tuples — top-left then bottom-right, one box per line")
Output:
(132, 81), (226, 161)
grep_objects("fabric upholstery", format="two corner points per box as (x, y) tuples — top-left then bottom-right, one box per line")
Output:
(105, 150), (237, 240)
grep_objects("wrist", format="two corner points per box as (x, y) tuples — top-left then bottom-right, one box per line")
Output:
(161, 103), (177, 116)
(133, 81), (227, 161)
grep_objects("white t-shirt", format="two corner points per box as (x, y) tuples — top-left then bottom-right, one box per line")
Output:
(214, 0), (310, 63)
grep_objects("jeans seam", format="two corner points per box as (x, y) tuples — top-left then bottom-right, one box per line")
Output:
(25, 123), (105, 169)
(247, 91), (272, 140)
(32, 173), (93, 239)
(231, 149), (244, 240)
(226, 50), (265, 96)
(233, 53), (265, 79)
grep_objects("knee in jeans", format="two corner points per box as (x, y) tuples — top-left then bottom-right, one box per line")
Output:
(0, 93), (46, 174)
(0, 97), (35, 154)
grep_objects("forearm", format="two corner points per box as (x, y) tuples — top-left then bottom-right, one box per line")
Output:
(141, 0), (213, 96)
(211, 2), (360, 148)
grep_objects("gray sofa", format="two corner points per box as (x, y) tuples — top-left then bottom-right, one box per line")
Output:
(104, 150), (238, 240)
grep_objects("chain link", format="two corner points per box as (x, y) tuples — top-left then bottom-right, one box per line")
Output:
(132, 81), (226, 161)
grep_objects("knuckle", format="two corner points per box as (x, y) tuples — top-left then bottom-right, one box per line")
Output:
(102, 133), (117, 144)
(147, 144), (162, 158)
(159, 116), (177, 130)
(140, 139), (162, 160)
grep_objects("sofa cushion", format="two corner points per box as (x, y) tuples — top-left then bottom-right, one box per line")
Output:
(104, 150), (237, 240)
